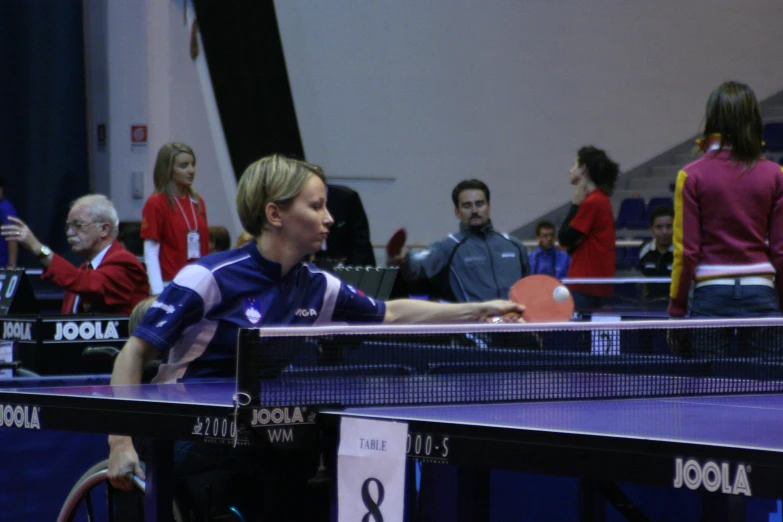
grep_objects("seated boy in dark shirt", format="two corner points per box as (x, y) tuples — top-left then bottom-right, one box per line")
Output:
(638, 205), (674, 300)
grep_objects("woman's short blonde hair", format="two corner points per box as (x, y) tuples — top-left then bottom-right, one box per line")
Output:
(129, 297), (156, 334)
(236, 154), (325, 237)
(153, 142), (198, 205)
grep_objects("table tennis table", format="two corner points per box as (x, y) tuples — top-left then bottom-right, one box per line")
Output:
(1, 376), (782, 521)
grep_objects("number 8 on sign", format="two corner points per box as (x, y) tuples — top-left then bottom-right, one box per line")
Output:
(361, 477), (385, 522)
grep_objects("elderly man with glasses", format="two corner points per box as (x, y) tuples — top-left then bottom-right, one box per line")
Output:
(0, 194), (150, 314)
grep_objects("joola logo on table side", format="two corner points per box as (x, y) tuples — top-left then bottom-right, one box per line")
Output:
(54, 321), (120, 341)
(0, 405), (40, 429)
(251, 407), (307, 426)
(673, 458), (751, 496)
(294, 308), (318, 317)
(2, 322), (32, 341)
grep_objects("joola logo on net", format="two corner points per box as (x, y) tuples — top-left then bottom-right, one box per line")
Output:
(2, 322), (32, 341)
(0, 405), (40, 429)
(54, 321), (120, 341)
(673, 458), (751, 496)
(251, 407), (307, 426)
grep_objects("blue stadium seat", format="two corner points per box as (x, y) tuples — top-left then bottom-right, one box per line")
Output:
(614, 245), (640, 270)
(763, 122), (783, 151)
(615, 198), (647, 229)
(647, 197), (673, 215)
(626, 245), (641, 266)
(615, 247), (629, 269)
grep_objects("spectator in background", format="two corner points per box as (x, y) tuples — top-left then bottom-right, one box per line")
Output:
(528, 220), (570, 280)
(208, 225), (231, 254)
(670, 81), (783, 357)
(393, 179), (529, 302)
(638, 205), (674, 300)
(141, 143), (209, 295)
(314, 183), (375, 266)
(0, 195), (150, 314)
(0, 177), (18, 268)
(559, 146), (619, 311)
(235, 230), (253, 249)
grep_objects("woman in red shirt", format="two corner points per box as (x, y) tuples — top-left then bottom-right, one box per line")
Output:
(141, 142), (209, 295)
(558, 146), (619, 311)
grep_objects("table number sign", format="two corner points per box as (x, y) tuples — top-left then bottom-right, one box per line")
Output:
(338, 417), (408, 521)
(590, 314), (622, 355)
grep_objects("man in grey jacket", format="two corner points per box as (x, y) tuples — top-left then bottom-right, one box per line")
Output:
(393, 179), (529, 302)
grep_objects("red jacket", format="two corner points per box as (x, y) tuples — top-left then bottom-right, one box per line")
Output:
(669, 151), (783, 316)
(43, 239), (150, 315)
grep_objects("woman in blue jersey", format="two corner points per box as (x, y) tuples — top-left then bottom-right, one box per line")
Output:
(107, 154), (523, 520)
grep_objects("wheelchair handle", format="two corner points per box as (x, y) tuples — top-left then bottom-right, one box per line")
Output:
(81, 346), (121, 360)
(57, 469), (144, 522)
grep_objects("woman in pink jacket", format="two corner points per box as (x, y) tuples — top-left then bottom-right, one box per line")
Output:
(670, 81), (783, 356)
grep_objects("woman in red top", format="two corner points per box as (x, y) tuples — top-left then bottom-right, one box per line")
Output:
(558, 146), (618, 311)
(141, 142), (209, 295)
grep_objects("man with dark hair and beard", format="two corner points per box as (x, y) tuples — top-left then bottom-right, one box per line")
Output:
(391, 179), (529, 302)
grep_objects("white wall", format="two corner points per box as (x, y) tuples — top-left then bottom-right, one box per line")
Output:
(83, 0), (238, 237)
(83, 0), (148, 215)
(106, 0), (148, 222)
(274, 0), (783, 246)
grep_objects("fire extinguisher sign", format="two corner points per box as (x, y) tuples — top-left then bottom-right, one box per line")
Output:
(131, 125), (148, 151)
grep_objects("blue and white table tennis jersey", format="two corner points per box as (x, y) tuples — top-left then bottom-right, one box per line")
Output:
(134, 242), (386, 383)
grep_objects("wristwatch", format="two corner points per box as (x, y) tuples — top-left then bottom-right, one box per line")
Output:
(38, 245), (52, 259)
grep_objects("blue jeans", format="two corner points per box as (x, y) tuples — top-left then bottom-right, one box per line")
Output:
(690, 283), (781, 358)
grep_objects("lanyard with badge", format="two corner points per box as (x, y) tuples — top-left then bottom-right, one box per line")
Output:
(174, 195), (201, 259)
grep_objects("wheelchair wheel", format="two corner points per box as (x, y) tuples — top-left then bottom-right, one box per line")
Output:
(14, 367), (39, 377)
(58, 458), (184, 522)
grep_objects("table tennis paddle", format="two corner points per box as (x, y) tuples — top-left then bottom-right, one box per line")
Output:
(386, 227), (407, 258)
(509, 274), (574, 323)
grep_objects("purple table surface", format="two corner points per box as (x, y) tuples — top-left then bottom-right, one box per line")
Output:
(8, 381), (783, 453)
(337, 394), (783, 452)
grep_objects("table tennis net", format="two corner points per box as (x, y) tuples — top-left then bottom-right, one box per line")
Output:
(235, 318), (783, 408)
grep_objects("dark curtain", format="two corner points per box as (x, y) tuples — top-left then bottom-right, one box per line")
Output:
(192, 0), (305, 177)
(0, 0), (90, 266)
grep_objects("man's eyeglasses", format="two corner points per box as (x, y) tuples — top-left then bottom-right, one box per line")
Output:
(65, 221), (98, 233)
